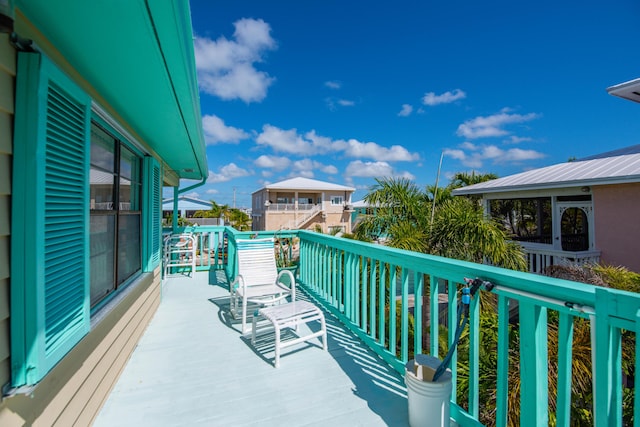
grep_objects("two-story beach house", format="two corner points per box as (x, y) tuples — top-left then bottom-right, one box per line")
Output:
(0, 1), (208, 424)
(251, 177), (355, 233)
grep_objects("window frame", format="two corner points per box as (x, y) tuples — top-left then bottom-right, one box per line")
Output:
(330, 195), (344, 206)
(89, 120), (144, 308)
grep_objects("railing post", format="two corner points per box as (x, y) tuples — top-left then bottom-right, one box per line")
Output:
(593, 288), (623, 427)
(519, 301), (549, 426)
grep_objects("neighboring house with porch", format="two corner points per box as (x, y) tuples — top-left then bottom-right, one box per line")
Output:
(162, 196), (220, 224)
(453, 145), (640, 273)
(0, 2), (207, 425)
(454, 77), (640, 274)
(251, 177), (355, 232)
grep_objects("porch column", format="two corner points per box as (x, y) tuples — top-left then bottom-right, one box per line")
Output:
(172, 186), (179, 232)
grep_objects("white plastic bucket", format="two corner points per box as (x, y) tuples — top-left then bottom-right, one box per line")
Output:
(405, 354), (452, 427)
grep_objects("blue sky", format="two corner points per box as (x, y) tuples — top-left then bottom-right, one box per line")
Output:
(181, 0), (640, 208)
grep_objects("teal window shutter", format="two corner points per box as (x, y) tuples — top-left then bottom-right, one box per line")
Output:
(143, 156), (162, 271)
(11, 53), (91, 386)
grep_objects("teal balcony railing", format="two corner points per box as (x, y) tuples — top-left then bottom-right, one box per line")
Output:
(167, 225), (639, 426)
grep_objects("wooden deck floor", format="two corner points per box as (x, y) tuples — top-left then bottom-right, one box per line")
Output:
(94, 271), (409, 426)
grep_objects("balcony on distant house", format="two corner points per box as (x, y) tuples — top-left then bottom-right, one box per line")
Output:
(98, 225), (639, 426)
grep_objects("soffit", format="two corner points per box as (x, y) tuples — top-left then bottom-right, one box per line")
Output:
(15, 0), (207, 180)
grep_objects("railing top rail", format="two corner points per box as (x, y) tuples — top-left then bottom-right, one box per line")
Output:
(296, 230), (611, 312)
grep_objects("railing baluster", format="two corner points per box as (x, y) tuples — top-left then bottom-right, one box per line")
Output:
(556, 312), (574, 427)
(448, 279), (458, 404)
(370, 259), (377, 340)
(400, 268), (409, 362)
(361, 257), (368, 333)
(378, 262), (386, 348)
(344, 252), (352, 319)
(429, 274), (439, 356)
(496, 294), (509, 427)
(413, 271), (423, 356)
(389, 264), (397, 355)
(468, 286), (480, 418)
(352, 253), (360, 325)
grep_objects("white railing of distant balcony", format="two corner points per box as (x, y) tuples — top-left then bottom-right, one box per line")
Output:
(266, 203), (295, 211)
(519, 243), (601, 274)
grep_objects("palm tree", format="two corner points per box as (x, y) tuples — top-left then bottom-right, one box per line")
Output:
(449, 171), (498, 188)
(354, 177), (431, 246)
(429, 198), (527, 271)
(192, 200), (231, 224)
(354, 176), (525, 270)
(227, 208), (251, 231)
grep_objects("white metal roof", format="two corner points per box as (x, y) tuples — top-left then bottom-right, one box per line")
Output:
(162, 196), (211, 210)
(607, 78), (640, 104)
(255, 177), (355, 193)
(453, 150), (640, 195)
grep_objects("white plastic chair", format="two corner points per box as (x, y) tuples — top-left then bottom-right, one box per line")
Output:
(230, 238), (295, 334)
(163, 233), (196, 277)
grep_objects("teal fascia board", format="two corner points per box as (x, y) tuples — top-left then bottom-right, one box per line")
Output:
(14, 0), (207, 180)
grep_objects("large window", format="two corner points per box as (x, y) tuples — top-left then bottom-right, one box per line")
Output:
(490, 197), (552, 244)
(90, 123), (142, 306)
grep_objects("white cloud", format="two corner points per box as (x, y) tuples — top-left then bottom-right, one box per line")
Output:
(194, 18), (277, 102)
(291, 158), (338, 176)
(256, 125), (419, 162)
(457, 110), (540, 139)
(422, 89), (466, 106)
(444, 144), (545, 168)
(343, 139), (419, 161)
(202, 115), (249, 145)
(325, 97), (355, 110)
(256, 125), (315, 155)
(206, 189), (219, 194)
(322, 164), (339, 174)
(460, 141), (478, 150)
(254, 154), (337, 176)
(505, 135), (533, 144)
(207, 163), (252, 183)
(325, 81), (341, 89)
(254, 154), (292, 171)
(345, 160), (415, 180)
(398, 104), (413, 117)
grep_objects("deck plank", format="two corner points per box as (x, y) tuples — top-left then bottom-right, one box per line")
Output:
(94, 271), (409, 426)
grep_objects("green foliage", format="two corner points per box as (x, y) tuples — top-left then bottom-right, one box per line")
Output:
(227, 208), (251, 231)
(353, 175), (526, 271)
(591, 264), (640, 293)
(165, 214), (193, 227)
(430, 198), (527, 271)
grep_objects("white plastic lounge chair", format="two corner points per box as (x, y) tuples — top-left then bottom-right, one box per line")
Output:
(230, 238), (295, 334)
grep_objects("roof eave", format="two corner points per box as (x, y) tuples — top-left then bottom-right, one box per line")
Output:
(453, 175), (640, 196)
(14, 0), (207, 180)
(607, 78), (640, 104)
